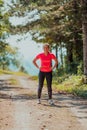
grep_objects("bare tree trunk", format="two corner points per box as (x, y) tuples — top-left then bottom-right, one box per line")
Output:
(81, 0), (87, 83)
(55, 44), (58, 69)
(67, 43), (73, 73)
(82, 24), (87, 75)
(60, 44), (63, 68)
(2, 64), (5, 70)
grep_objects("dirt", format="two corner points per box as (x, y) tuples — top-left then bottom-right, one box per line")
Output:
(0, 75), (87, 130)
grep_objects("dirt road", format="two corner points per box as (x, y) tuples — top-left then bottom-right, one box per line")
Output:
(0, 75), (87, 130)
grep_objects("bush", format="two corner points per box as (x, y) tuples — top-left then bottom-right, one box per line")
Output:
(77, 61), (83, 75)
(53, 75), (87, 98)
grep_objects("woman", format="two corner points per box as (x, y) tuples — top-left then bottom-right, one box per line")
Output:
(33, 44), (58, 105)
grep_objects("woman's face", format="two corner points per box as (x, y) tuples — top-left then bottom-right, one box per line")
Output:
(43, 45), (49, 53)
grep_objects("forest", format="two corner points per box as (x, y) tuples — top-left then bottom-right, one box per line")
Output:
(0, 0), (87, 85)
(0, 1), (87, 129)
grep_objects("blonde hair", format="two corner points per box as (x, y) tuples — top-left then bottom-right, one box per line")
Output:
(43, 43), (50, 48)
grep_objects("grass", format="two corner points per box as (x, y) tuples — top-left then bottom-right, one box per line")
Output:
(8, 78), (19, 85)
(29, 75), (38, 80)
(0, 69), (14, 75)
(53, 75), (87, 98)
(0, 69), (29, 76)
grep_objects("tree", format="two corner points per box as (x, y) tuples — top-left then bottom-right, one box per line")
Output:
(30, 0), (83, 73)
(0, 0), (9, 37)
(0, 0), (20, 70)
(7, 0), (85, 75)
(81, 0), (87, 83)
(20, 66), (28, 74)
(0, 43), (20, 70)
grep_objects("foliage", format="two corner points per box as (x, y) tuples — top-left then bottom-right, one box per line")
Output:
(0, 0), (10, 37)
(77, 61), (83, 75)
(2, 0), (87, 82)
(53, 75), (87, 98)
(8, 0), (84, 75)
(0, 43), (20, 70)
(0, 0), (21, 70)
(19, 66), (28, 74)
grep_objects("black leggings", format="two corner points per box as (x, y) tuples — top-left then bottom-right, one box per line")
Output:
(38, 71), (52, 99)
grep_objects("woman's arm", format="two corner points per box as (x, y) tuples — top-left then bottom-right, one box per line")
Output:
(52, 58), (58, 70)
(33, 58), (40, 69)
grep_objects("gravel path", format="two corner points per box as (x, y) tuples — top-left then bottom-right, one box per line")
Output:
(0, 75), (87, 130)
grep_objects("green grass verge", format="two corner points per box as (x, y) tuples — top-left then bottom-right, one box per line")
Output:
(53, 75), (87, 98)
(0, 69), (14, 75)
(0, 69), (29, 76)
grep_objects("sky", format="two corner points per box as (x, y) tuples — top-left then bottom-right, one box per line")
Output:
(6, 33), (43, 60)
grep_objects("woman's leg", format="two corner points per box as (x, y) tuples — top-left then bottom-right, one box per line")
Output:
(38, 71), (45, 99)
(46, 72), (52, 99)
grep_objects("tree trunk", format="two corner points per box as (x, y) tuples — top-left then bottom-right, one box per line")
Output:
(60, 44), (63, 68)
(81, 0), (87, 83)
(2, 64), (5, 70)
(67, 43), (73, 73)
(55, 44), (58, 69)
(82, 24), (87, 75)
(73, 0), (83, 62)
